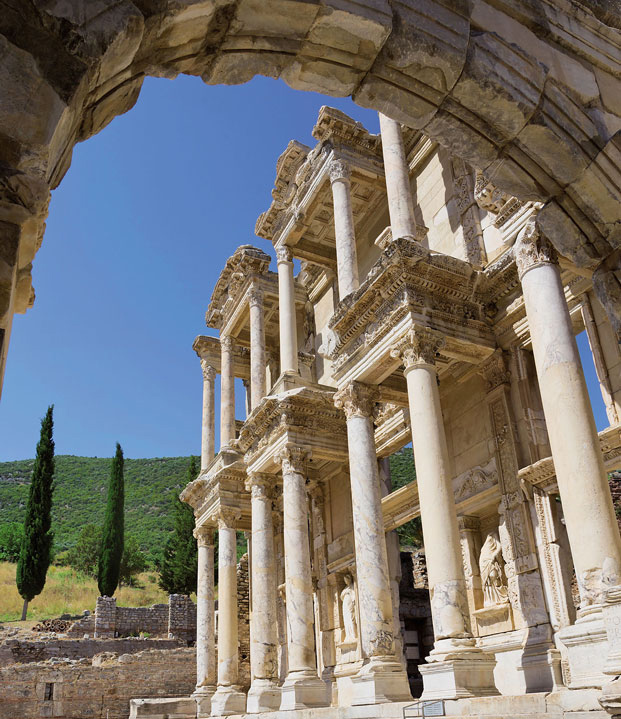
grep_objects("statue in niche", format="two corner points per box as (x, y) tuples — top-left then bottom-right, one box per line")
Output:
(340, 574), (358, 643)
(479, 531), (509, 607)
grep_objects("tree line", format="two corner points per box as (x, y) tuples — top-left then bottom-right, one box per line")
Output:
(5, 406), (201, 619)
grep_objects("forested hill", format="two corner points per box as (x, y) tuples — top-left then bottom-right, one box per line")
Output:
(0, 449), (418, 556)
(0, 455), (193, 554)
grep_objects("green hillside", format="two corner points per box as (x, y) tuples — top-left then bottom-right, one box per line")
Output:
(0, 449), (419, 557)
(0, 455), (193, 555)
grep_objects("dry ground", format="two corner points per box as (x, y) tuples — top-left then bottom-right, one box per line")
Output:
(0, 562), (170, 623)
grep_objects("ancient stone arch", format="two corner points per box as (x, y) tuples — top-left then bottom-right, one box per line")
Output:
(1, 0), (620, 393)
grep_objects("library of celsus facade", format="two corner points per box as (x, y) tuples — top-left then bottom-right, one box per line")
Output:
(174, 106), (621, 719)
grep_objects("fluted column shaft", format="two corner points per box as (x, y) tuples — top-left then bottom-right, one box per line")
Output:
(200, 361), (216, 470)
(379, 113), (417, 241)
(516, 218), (621, 608)
(246, 473), (280, 712)
(220, 335), (235, 447)
(194, 526), (216, 692)
(276, 247), (298, 374)
(249, 287), (266, 410)
(329, 159), (359, 299)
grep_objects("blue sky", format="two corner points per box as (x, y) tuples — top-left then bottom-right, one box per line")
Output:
(0, 75), (608, 461)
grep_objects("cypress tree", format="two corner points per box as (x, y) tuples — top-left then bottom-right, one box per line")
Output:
(16, 405), (55, 621)
(158, 456), (199, 595)
(98, 443), (125, 596)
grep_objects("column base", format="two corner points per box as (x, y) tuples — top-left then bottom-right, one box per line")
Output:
(210, 685), (246, 716)
(420, 638), (498, 700)
(350, 656), (412, 706)
(558, 608), (608, 689)
(279, 670), (328, 710)
(192, 685), (216, 719)
(246, 679), (281, 713)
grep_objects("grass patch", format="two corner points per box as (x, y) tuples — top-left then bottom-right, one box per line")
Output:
(0, 562), (171, 623)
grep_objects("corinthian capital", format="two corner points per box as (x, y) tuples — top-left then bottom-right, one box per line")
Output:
(278, 446), (309, 476)
(244, 472), (273, 499)
(217, 506), (241, 529)
(193, 524), (215, 548)
(276, 245), (293, 264)
(221, 334), (234, 352)
(478, 351), (510, 392)
(200, 359), (216, 382)
(390, 327), (445, 369)
(248, 285), (263, 308)
(329, 158), (351, 184)
(334, 381), (378, 420)
(514, 214), (557, 281)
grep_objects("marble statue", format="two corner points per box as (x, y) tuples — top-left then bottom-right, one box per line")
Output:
(341, 574), (358, 643)
(479, 531), (508, 607)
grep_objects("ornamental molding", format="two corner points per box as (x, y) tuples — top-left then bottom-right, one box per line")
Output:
(514, 214), (558, 281)
(205, 245), (271, 328)
(478, 351), (511, 392)
(334, 381), (378, 420)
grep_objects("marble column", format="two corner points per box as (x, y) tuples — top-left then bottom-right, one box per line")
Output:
(276, 246), (298, 375)
(220, 335), (236, 448)
(200, 360), (216, 471)
(515, 217), (621, 610)
(194, 525), (216, 718)
(211, 513), (246, 716)
(245, 473), (280, 712)
(329, 159), (359, 299)
(392, 328), (497, 699)
(379, 113), (417, 242)
(278, 447), (327, 709)
(334, 383), (410, 705)
(249, 285), (267, 411)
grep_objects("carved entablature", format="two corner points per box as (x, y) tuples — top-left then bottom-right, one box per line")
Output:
(519, 424), (621, 493)
(181, 455), (251, 530)
(474, 170), (525, 229)
(205, 245), (271, 329)
(256, 106), (384, 264)
(192, 335), (251, 380)
(327, 238), (496, 384)
(238, 386), (348, 472)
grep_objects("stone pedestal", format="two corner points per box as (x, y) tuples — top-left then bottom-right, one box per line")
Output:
(393, 328), (498, 699)
(211, 518), (246, 716)
(246, 473), (281, 713)
(334, 383), (411, 705)
(329, 159), (359, 299)
(279, 447), (328, 710)
(193, 526), (216, 717)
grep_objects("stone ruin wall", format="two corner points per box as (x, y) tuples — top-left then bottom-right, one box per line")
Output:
(69, 594), (197, 641)
(0, 637), (183, 667)
(237, 553), (251, 689)
(0, 648), (196, 719)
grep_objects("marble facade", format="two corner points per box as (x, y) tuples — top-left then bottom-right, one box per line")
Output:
(175, 107), (621, 717)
